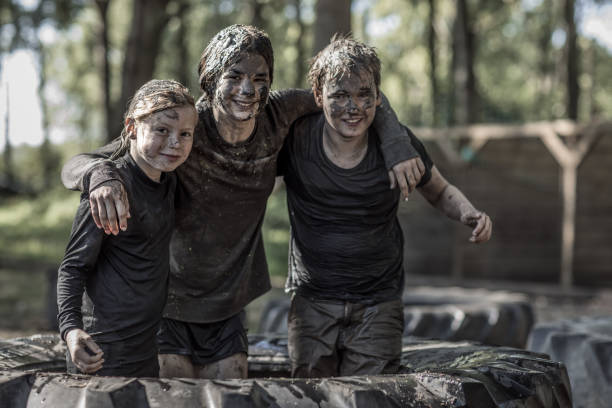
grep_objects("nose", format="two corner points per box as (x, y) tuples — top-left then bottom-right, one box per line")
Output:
(346, 97), (358, 112)
(168, 132), (180, 148)
(239, 78), (255, 97)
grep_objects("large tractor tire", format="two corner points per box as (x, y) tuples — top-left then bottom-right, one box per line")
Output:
(259, 287), (534, 348)
(1, 334), (570, 407)
(528, 316), (612, 408)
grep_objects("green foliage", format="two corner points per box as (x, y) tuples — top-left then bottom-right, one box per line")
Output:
(0, 187), (79, 266)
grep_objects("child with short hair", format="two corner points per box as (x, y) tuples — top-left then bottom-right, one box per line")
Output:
(280, 37), (492, 377)
(57, 79), (197, 377)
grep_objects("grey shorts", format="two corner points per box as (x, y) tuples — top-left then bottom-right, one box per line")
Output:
(288, 293), (404, 378)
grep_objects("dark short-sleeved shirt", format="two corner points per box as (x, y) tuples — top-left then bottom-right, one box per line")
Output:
(279, 114), (433, 303)
(57, 153), (176, 365)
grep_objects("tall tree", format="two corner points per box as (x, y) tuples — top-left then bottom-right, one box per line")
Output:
(293, 0), (306, 88)
(313, 0), (351, 55)
(3, 86), (14, 188)
(564, 0), (579, 120)
(451, 0), (477, 125)
(174, 0), (190, 86)
(250, 0), (266, 29)
(427, 0), (439, 126)
(94, 0), (112, 143)
(112, 0), (172, 142)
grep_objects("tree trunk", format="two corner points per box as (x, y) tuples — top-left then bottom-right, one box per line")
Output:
(250, 0), (265, 29)
(36, 44), (56, 191)
(536, 0), (554, 119)
(451, 0), (477, 125)
(174, 0), (190, 86)
(3, 86), (14, 188)
(94, 0), (112, 143)
(313, 0), (351, 55)
(564, 0), (579, 120)
(111, 0), (172, 142)
(427, 0), (439, 126)
(293, 0), (306, 88)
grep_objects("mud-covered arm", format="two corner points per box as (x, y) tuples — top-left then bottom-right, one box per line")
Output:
(374, 93), (420, 168)
(61, 139), (130, 235)
(61, 138), (122, 192)
(418, 166), (493, 243)
(57, 199), (104, 341)
(375, 93), (425, 198)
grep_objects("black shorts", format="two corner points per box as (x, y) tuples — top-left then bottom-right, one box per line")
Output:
(157, 312), (248, 366)
(65, 344), (159, 378)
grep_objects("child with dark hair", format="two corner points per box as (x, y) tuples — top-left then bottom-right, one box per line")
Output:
(57, 79), (197, 377)
(60, 24), (424, 379)
(279, 37), (492, 377)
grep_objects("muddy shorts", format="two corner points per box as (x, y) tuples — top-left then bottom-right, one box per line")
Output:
(65, 343), (159, 377)
(288, 293), (404, 378)
(157, 311), (248, 366)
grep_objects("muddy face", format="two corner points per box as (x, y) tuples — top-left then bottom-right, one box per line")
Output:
(129, 105), (197, 181)
(213, 53), (270, 123)
(316, 69), (381, 141)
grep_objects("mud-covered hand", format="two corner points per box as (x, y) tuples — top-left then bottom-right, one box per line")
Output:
(65, 328), (104, 374)
(461, 210), (492, 243)
(388, 157), (426, 200)
(89, 180), (131, 235)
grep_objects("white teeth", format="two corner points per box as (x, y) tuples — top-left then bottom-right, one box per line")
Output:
(345, 118), (361, 124)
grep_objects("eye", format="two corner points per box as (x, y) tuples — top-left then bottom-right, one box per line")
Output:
(181, 131), (193, 138)
(156, 127), (169, 135)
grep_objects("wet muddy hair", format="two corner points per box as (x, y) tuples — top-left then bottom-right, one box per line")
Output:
(111, 79), (195, 160)
(197, 24), (274, 104)
(308, 35), (381, 95)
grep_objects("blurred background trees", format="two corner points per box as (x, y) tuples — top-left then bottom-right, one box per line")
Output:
(0, 0), (611, 333)
(0, 0), (611, 293)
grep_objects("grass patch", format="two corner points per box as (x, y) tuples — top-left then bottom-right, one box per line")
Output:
(0, 189), (80, 267)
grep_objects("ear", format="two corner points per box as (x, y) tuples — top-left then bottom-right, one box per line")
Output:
(376, 90), (382, 107)
(313, 87), (323, 108)
(125, 118), (137, 139)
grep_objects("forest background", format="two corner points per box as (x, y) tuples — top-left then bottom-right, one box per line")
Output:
(0, 0), (611, 334)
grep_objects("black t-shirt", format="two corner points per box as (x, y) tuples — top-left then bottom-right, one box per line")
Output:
(57, 153), (176, 365)
(279, 114), (433, 303)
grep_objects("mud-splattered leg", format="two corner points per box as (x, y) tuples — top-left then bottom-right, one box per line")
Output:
(195, 352), (247, 379)
(158, 354), (196, 378)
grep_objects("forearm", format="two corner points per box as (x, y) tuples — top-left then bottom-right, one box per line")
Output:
(432, 184), (477, 222)
(374, 93), (419, 169)
(61, 139), (122, 192)
(57, 271), (85, 341)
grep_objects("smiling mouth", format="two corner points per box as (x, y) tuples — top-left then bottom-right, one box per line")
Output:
(233, 99), (257, 108)
(343, 117), (363, 124)
(161, 153), (182, 161)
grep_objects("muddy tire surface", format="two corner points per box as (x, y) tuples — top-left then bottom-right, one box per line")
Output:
(528, 316), (612, 408)
(1, 334), (570, 407)
(259, 287), (534, 348)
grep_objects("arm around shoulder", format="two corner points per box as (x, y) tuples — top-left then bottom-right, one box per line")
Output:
(61, 139), (131, 235)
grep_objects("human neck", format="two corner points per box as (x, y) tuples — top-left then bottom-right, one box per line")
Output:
(213, 105), (256, 144)
(129, 148), (161, 182)
(322, 123), (369, 169)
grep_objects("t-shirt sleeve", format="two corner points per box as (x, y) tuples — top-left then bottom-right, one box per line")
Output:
(57, 198), (105, 340)
(266, 89), (320, 138)
(61, 138), (124, 193)
(403, 126), (434, 188)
